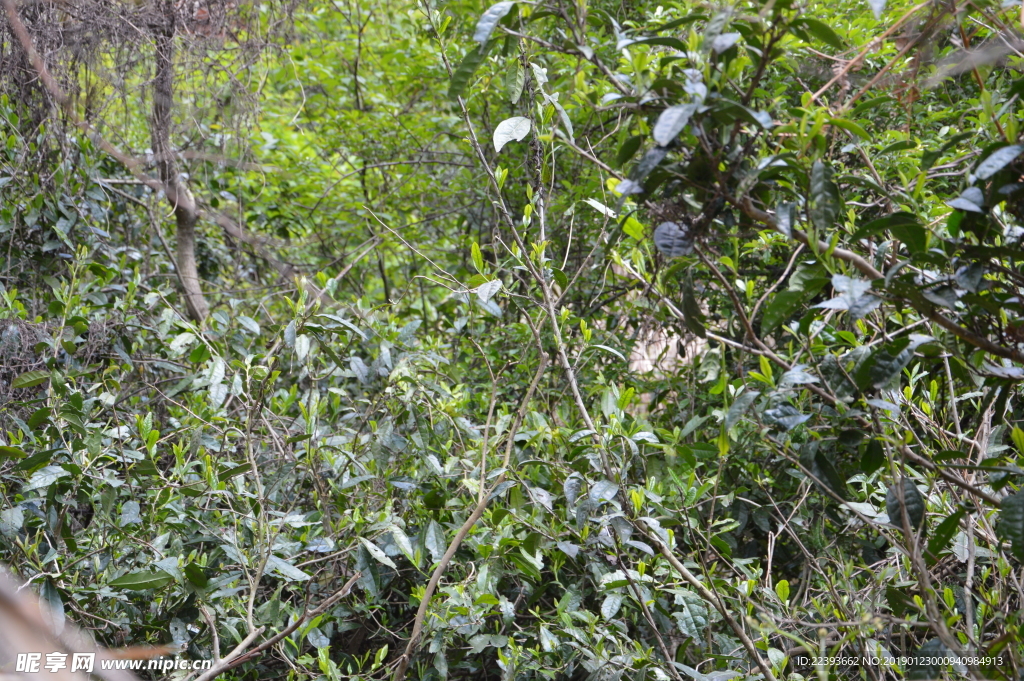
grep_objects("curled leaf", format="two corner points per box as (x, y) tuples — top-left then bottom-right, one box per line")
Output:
(492, 116), (531, 153)
(473, 1), (515, 45)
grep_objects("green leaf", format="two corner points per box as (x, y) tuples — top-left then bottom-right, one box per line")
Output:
(471, 242), (485, 273)
(184, 563), (209, 589)
(851, 96), (894, 116)
(652, 103), (698, 147)
(671, 589), (708, 639)
(473, 2), (515, 45)
(799, 441), (847, 499)
(266, 555), (311, 581)
(792, 17), (844, 49)
(542, 92), (574, 142)
(615, 135), (643, 168)
(601, 593), (623, 619)
(0, 446), (27, 460)
(425, 520), (446, 563)
(11, 370), (50, 389)
(389, 524), (415, 563)
(681, 274), (706, 338)
(359, 537), (397, 569)
(761, 290), (804, 333)
(505, 60), (524, 104)
(621, 215), (645, 240)
(552, 268), (568, 289)
(725, 390), (759, 429)
(829, 117), (869, 140)
(886, 478), (926, 533)
(861, 439), (885, 474)
(448, 46), (486, 101)
(926, 508), (965, 565)
(775, 580), (790, 602)
(997, 489), (1024, 561)
(109, 570), (174, 591)
(809, 160), (840, 231)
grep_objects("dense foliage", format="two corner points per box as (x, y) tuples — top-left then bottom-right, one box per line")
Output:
(2, 0), (1024, 679)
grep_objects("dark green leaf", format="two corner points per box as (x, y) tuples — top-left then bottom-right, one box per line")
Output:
(631, 147), (667, 186)
(809, 160), (841, 231)
(109, 570), (175, 591)
(996, 489), (1024, 561)
(775, 201), (795, 236)
(886, 478), (926, 533)
(505, 60), (525, 104)
(41, 579), (64, 635)
(0, 446), (27, 460)
(628, 36), (687, 50)
(855, 335), (932, 390)
(448, 46), (487, 101)
(792, 17), (844, 49)
(219, 463), (252, 481)
(878, 139), (917, 154)
(853, 211), (920, 240)
(762, 290), (804, 333)
(764, 404), (810, 430)
(850, 96), (894, 116)
(710, 32), (740, 53)
(885, 585), (912, 617)
(615, 135), (643, 168)
(799, 441), (847, 499)
(184, 563), (209, 589)
(907, 639), (947, 679)
(926, 508), (965, 565)
(861, 439), (885, 474)
(681, 274), (706, 337)
(27, 408), (50, 430)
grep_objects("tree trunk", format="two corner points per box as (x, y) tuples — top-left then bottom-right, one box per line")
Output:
(152, 2), (209, 322)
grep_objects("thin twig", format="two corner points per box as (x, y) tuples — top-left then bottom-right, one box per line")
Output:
(391, 356), (549, 681)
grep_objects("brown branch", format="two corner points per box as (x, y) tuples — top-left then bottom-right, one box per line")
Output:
(809, 0), (932, 105)
(189, 572), (362, 681)
(643, 530), (780, 681)
(391, 356), (549, 681)
(152, 0), (209, 321)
